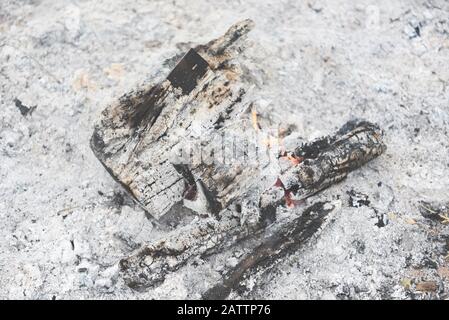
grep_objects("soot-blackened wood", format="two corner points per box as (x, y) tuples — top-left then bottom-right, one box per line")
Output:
(202, 201), (336, 300)
(119, 211), (261, 291)
(91, 20), (256, 219)
(119, 120), (385, 291)
(259, 120), (386, 216)
(91, 19), (387, 292)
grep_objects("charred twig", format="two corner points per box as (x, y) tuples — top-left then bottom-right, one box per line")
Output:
(202, 201), (336, 300)
(118, 119), (385, 290)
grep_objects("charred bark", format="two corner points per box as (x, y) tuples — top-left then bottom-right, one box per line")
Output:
(259, 120), (386, 214)
(91, 19), (256, 219)
(202, 201), (336, 300)
(118, 120), (385, 291)
(90, 19), (387, 293)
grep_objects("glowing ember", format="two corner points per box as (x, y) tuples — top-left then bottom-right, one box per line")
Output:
(287, 154), (303, 165)
(272, 177), (303, 208)
(251, 106), (261, 131)
(280, 152), (303, 166)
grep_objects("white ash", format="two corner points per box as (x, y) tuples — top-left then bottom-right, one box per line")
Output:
(1, 0), (449, 299)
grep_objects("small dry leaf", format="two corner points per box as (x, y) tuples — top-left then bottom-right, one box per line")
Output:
(437, 266), (449, 279)
(73, 69), (96, 91)
(104, 63), (125, 80)
(388, 212), (397, 221)
(438, 213), (449, 224)
(400, 278), (412, 289)
(404, 217), (417, 225)
(415, 281), (437, 292)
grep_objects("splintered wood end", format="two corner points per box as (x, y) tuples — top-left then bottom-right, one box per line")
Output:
(201, 19), (255, 59)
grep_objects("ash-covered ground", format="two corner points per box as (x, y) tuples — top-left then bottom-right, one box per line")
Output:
(1, 0), (449, 299)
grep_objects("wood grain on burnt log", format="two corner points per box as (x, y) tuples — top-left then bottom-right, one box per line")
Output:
(91, 20), (256, 219)
(202, 201), (336, 300)
(90, 19), (386, 293)
(118, 120), (385, 291)
(259, 120), (386, 215)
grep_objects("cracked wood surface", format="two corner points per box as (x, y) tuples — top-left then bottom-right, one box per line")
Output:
(91, 20), (258, 219)
(118, 120), (385, 290)
(90, 19), (386, 293)
(203, 201), (337, 300)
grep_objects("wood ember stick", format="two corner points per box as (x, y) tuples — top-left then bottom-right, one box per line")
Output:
(119, 212), (256, 290)
(90, 19), (387, 292)
(90, 19), (257, 219)
(202, 201), (336, 300)
(259, 120), (386, 218)
(119, 120), (385, 290)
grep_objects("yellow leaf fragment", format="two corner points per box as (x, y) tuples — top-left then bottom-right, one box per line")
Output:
(388, 212), (397, 221)
(404, 217), (417, 225)
(415, 281), (437, 292)
(251, 106), (260, 132)
(104, 63), (125, 80)
(400, 278), (411, 289)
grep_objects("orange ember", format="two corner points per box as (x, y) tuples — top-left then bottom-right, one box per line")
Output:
(280, 152), (303, 166)
(287, 154), (303, 165)
(273, 177), (304, 209)
(251, 107), (260, 131)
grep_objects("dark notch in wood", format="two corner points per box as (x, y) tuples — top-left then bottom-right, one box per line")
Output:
(128, 49), (209, 130)
(127, 83), (168, 129)
(167, 49), (210, 95)
(202, 201), (335, 300)
(197, 179), (223, 216)
(173, 163), (196, 186)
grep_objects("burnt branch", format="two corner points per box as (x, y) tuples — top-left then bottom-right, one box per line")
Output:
(260, 120), (386, 214)
(202, 201), (336, 300)
(118, 120), (385, 291)
(90, 19), (387, 293)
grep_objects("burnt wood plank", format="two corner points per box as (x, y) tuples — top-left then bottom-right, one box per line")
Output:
(90, 20), (255, 219)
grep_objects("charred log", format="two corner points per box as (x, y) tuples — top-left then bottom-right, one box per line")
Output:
(90, 20), (256, 219)
(90, 19), (387, 293)
(119, 210), (263, 290)
(119, 120), (385, 291)
(260, 120), (386, 214)
(202, 201), (336, 300)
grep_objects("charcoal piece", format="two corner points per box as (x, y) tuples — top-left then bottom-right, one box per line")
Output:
(347, 189), (370, 208)
(90, 19), (255, 219)
(14, 98), (36, 116)
(167, 49), (210, 95)
(202, 201), (336, 300)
